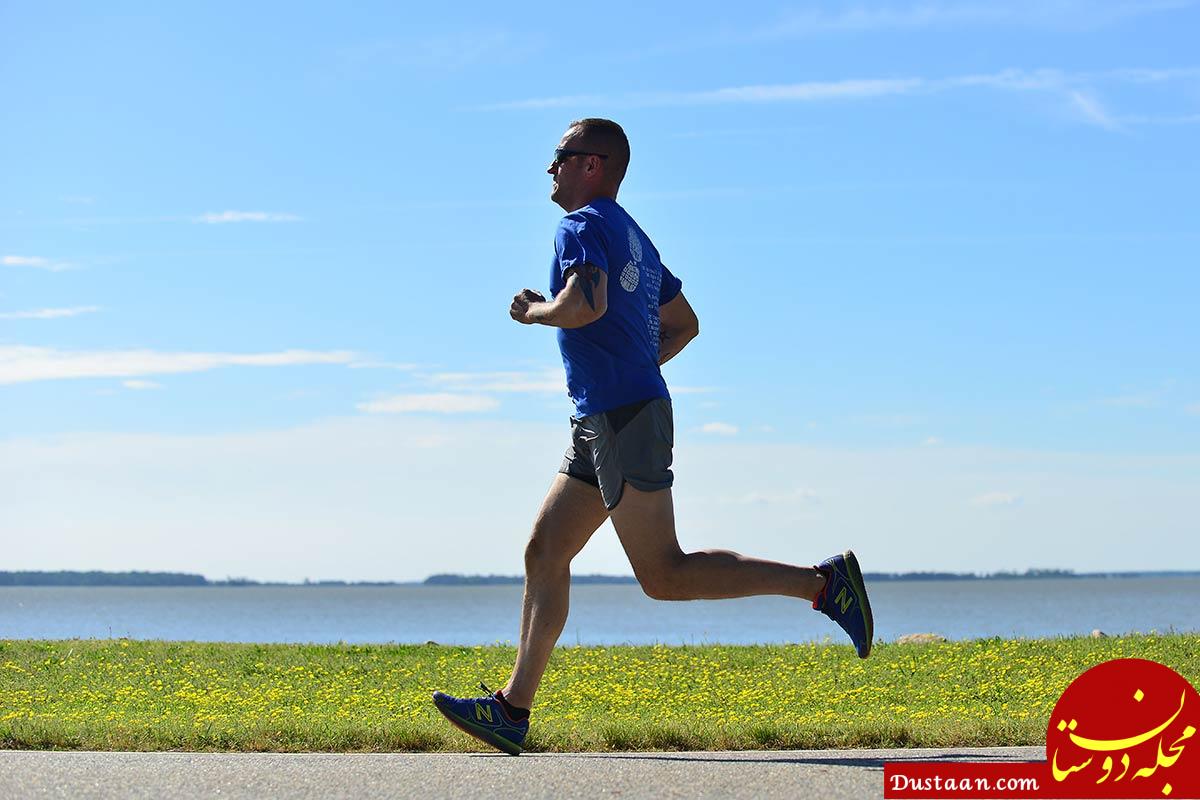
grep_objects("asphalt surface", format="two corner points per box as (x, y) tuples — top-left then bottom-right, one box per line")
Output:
(0, 746), (1043, 799)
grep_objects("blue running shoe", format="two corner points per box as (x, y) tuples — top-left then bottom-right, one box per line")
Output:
(432, 683), (528, 756)
(813, 550), (874, 658)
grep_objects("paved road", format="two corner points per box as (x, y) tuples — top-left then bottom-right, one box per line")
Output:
(1, 746), (1042, 799)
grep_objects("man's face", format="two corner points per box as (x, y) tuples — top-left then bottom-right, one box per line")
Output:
(548, 129), (589, 211)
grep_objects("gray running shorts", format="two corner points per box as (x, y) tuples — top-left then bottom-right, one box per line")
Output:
(558, 397), (674, 510)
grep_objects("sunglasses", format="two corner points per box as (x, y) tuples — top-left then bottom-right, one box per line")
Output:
(552, 148), (610, 166)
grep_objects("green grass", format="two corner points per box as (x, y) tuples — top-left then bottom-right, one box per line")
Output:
(1, 635), (1196, 752)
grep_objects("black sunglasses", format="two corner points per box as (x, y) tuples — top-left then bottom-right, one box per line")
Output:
(552, 148), (610, 166)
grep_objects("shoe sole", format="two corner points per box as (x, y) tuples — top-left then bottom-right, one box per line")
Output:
(843, 550), (874, 658)
(433, 698), (524, 756)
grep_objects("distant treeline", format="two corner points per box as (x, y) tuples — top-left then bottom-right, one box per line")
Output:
(3, 569), (1196, 587)
(0, 571), (207, 587)
(865, 568), (1081, 581)
(0, 572), (412, 587)
(424, 569), (1200, 585)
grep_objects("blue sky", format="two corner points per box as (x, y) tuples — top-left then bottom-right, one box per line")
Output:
(3, 1), (1198, 581)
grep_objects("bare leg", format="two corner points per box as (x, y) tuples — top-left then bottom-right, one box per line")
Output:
(609, 484), (826, 601)
(501, 473), (608, 709)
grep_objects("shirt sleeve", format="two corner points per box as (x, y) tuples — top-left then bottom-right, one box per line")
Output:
(659, 263), (683, 305)
(555, 216), (609, 277)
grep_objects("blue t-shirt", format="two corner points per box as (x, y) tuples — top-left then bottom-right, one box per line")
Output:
(550, 197), (683, 417)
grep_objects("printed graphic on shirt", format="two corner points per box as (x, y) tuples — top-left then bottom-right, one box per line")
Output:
(619, 225), (642, 292)
(619, 262), (640, 292)
(645, 256), (663, 346)
(628, 225), (643, 263)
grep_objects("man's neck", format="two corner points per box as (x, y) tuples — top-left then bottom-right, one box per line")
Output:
(567, 188), (618, 213)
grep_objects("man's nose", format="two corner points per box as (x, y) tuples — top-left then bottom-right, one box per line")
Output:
(547, 162), (557, 175)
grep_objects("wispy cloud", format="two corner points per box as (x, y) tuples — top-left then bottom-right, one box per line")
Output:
(2, 255), (78, 272)
(357, 393), (499, 414)
(348, 360), (420, 371)
(757, 1), (1196, 37)
(1068, 90), (1120, 130)
(971, 491), (1023, 508)
(479, 66), (1200, 131)
(0, 306), (100, 320)
(637, 1), (1197, 58)
(0, 346), (356, 385)
(193, 211), (302, 224)
(479, 78), (923, 111)
(122, 380), (162, 390)
(700, 422), (739, 436)
(1186, 404), (1200, 416)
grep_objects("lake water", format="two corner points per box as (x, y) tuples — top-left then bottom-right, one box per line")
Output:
(2, 577), (1197, 645)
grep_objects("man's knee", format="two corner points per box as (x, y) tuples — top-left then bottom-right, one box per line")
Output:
(634, 560), (689, 601)
(524, 528), (571, 573)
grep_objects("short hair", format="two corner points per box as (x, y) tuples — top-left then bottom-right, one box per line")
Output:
(568, 118), (630, 187)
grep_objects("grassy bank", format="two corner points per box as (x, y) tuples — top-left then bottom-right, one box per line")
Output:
(2, 635), (1196, 752)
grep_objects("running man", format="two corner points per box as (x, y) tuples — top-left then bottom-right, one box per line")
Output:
(433, 118), (873, 755)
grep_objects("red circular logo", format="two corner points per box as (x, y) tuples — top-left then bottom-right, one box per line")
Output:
(1047, 658), (1200, 798)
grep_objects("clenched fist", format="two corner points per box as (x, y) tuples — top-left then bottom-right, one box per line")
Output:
(510, 288), (546, 324)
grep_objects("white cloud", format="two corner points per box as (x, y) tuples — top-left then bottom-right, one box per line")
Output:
(700, 422), (739, 435)
(2, 255), (77, 272)
(3, 255), (49, 267)
(971, 492), (1022, 508)
(357, 393), (499, 414)
(761, 1), (1196, 36)
(1068, 90), (1120, 130)
(1185, 404), (1200, 416)
(678, 79), (924, 104)
(348, 361), (420, 371)
(922, 437), (944, 447)
(0, 306), (100, 320)
(193, 211), (302, 224)
(480, 66), (1200, 131)
(122, 380), (163, 390)
(0, 346), (356, 385)
(481, 78), (924, 111)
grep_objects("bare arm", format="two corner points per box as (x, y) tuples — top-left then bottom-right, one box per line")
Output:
(510, 264), (608, 329)
(657, 291), (699, 365)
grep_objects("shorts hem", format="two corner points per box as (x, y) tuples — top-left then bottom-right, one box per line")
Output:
(559, 466), (600, 488)
(623, 476), (673, 495)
